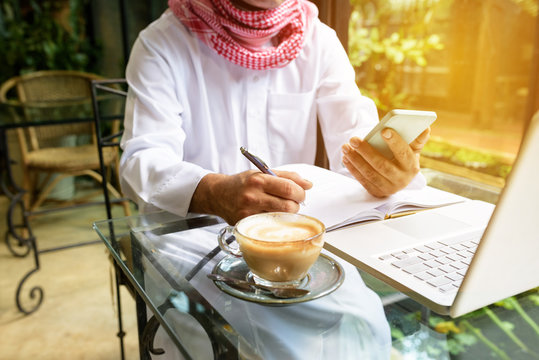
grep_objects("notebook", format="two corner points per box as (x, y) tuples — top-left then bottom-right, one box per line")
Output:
(323, 113), (539, 317)
(276, 164), (468, 232)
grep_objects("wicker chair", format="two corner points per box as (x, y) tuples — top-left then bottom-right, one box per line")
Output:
(0, 70), (130, 216)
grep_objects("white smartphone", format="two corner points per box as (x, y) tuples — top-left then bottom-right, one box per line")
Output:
(364, 109), (437, 159)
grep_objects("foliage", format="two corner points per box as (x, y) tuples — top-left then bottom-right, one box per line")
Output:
(422, 138), (513, 179)
(348, 0), (445, 114)
(391, 289), (539, 358)
(0, 0), (100, 84)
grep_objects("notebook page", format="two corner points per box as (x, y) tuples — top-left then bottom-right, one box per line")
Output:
(277, 164), (389, 228)
(277, 164), (467, 230)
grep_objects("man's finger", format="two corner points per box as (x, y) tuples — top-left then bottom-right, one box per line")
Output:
(262, 175), (307, 204)
(342, 143), (394, 196)
(410, 127), (431, 152)
(348, 137), (400, 181)
(342, 156), (387, 197)
(382, 128), (417, 170)
(273, 170), (313, 190)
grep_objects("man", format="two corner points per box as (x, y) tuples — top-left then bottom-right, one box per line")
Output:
(120, 0), (429, 358)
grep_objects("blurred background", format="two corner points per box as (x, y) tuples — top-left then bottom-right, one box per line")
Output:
(346, 0), (538, 189)
(1, 0), (537, 189)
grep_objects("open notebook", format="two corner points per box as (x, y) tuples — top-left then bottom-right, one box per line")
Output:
(277, 163), (467, 232)
(321, 114), (539, 317)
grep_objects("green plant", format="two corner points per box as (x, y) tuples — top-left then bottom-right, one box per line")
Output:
(348, 0), (445, 114)
(0, 0), (100, 84)
(422, 138), (514, 179)
(424, 289), (539, 358)
(451, 148), (496, 168)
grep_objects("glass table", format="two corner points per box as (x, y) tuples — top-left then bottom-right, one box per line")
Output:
(94, 170), (539, 360)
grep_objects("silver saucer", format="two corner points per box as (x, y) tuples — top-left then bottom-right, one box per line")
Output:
(210, 253), (345, 305)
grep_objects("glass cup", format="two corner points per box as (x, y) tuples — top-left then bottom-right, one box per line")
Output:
(217, 212), (326, 288)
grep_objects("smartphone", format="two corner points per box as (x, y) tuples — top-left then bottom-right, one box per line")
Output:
(364, 109), (437, 159)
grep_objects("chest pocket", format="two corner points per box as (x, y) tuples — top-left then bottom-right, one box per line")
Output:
(267, 90), (317, 162)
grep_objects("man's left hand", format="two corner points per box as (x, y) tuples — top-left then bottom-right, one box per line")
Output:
(341, 127), (430, 197)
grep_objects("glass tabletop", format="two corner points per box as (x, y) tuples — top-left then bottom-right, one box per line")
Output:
(93, 212), (243, 357)
(94, 211), (397, 359)
(93, 171), (539, 360)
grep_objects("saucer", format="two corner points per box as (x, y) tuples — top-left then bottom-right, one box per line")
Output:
(210, 253), (345, 305)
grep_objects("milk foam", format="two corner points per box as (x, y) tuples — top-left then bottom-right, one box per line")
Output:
(244, 223), (316, 242)
(237, 213), (323, 243)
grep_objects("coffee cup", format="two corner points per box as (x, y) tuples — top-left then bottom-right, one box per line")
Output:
(217, 212), (325, 288)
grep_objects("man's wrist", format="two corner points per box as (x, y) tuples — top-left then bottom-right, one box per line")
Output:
(189, 173), (227, 215)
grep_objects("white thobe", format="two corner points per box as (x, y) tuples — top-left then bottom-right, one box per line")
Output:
(120, 9), (381, 217)
(120, 9), (395, 360)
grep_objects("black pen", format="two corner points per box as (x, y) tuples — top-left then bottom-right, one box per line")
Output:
(240, 146), (277, 176)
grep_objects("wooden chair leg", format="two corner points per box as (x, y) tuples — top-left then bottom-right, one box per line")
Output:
(21, 168), (33, 211)
(29, 173), (72, 212)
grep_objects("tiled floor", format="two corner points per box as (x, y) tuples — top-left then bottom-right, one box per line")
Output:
(0, 195), (139, 360)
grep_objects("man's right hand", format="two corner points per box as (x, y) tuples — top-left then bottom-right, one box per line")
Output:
(189, 170), (312, 225)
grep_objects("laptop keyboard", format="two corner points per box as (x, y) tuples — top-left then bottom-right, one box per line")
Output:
(378, 232), (481, 293)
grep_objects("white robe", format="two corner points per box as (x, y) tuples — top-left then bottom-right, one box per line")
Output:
(120, 9), (382, 217)
(120, 8), (401, 359)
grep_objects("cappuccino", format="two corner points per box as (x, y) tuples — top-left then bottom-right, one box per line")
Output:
(228, 212), (325, 286)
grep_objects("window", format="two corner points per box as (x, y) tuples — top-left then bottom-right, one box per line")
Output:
(344, 0), (538, 187)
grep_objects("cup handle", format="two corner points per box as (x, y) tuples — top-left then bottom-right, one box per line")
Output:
(218, 226), (242, 257)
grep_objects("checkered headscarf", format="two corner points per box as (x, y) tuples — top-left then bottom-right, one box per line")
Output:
(168, 0), (318, 70)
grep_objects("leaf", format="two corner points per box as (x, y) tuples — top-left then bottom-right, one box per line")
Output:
(434, 321), (461, 334)
(401, 38), (418, 51)
(416, 56), (427, 67)
(500, 321), (515, 332)
(43, 40), (57, 57)
(427, 34), (442, 46)
(393, 51), (405, 64)
(447, 338), (466, 355)
(494, 297), (515, 310)
(391, 327), (404, 339)
(529, 294), (539, 306)
(429, 316), (445, 327)
(454, 332), (478, 346)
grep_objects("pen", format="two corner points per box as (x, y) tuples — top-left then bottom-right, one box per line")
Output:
(240, 146), (277, 176)
(240, 146), (306, 206)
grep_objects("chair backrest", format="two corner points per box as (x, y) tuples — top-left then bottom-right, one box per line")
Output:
(1, 70), (99, 102)
(0, 70), (104, 161)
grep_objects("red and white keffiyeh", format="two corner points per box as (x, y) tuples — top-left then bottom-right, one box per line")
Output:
(168, 0), (318, 70)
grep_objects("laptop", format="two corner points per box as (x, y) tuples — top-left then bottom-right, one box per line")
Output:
(324, 113), (539, 317)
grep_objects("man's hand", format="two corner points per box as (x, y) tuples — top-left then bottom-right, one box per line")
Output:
(189, 170), (312, 225)
(341, 127), (430, 197)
